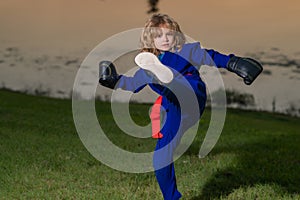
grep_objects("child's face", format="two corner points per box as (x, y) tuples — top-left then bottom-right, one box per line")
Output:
(153, 27), (175, 52)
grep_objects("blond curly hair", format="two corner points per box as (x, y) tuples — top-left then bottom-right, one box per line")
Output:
(140, 14), (186, 56)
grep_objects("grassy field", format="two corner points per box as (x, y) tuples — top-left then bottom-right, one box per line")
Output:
(0, 89), (300, 200)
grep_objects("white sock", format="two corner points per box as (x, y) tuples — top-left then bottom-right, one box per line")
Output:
(135, 52), (173, 84)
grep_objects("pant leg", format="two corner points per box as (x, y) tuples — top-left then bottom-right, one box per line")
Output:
(152, 85), (206, 200)
(153, 102), (183, 200)
(154, 163), (182, 200)
(150, 74), (207, 199)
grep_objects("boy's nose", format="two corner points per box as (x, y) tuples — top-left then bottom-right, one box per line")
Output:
(164, 35), (169, 41)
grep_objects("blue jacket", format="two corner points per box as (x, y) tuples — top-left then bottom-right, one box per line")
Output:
(116, 42), (233, 111)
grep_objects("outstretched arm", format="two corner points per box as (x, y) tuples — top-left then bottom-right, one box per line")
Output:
(205, 49), (234, 68)
(205, 49), (263, 85)
(188, 43), (263, 85)
(186, 42), (232, 68)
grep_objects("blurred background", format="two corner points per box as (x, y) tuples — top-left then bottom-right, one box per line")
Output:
(1, 0), (300, 115)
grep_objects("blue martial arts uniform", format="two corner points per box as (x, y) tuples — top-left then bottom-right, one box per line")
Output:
(116, 42), (233, 200)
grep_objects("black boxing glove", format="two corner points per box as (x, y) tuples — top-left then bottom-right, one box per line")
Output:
(99, 61), (120, 89)
(227, 56), (263, 85)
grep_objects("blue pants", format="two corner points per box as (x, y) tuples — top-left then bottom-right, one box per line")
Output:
(153, 101), (182, 200)
(116, 57), (208, 199)
(152, 76), (206, 200)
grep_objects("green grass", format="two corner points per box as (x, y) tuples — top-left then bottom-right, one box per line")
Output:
(0, 89), (300, 200)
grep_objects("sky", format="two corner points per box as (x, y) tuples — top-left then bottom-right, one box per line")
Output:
(0, 0), (300, 55)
